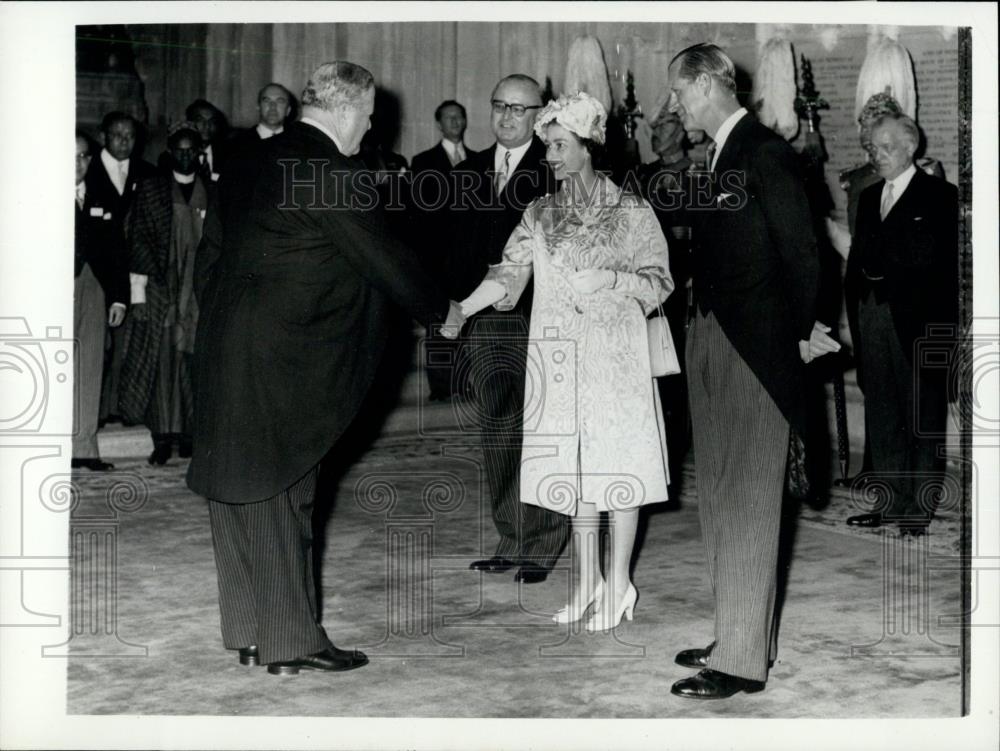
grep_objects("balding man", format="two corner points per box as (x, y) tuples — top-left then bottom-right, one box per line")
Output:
(187, 61), (464, 676)
(447, 74), (568, 584)
(845, 114), (958, 536)
(665, 43), (837, 699)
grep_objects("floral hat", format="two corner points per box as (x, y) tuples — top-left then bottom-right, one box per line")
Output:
(534, 91), (607, 145)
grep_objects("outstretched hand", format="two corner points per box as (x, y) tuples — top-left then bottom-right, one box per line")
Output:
(568, 268), (615, 295)
(799, 321), (841, 364)
(440, 300), (466, 339)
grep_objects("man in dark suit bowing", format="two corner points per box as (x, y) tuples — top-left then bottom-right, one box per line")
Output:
(447, 74), (568, 584)
(665, 44), (839, 699)
(411, 100), (478, 401)
(844, 114), (958, 537)
(187, 61), (464, 676)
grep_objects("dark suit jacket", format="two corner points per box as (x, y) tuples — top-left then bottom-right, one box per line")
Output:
(845, 168), (958, 391)
(446, 137), (555, 304)
(187, 122), (450, 503)
(82, 154), (156, 304)
(75, 193), (129, 307)
(409, 141), (478, 273)
(690, 114), (819, 435)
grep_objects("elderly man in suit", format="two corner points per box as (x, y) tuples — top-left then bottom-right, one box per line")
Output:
(73, 131), (128, 471)
(187, 61), (464, 676)
(665, 44), (839, 699)
(447, 74), (568, 584)
(86, 112), (156, 424)
(844, 114), (958, 537)
(411, 100), (478, 401)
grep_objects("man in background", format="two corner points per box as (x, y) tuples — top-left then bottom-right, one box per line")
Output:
(229, 83), (294, 156)
(73, 131), (127, 470)
(447, 74), (568, 584)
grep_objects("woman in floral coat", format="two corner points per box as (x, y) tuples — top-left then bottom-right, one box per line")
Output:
(462, 92), (673, 631)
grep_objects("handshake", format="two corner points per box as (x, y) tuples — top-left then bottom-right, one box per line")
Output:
(439, 300), (466, 340)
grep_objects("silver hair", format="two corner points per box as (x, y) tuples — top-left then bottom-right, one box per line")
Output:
(871, 112), (921, 149)
(670, 43), (737, 95)
(301, 61), (374, 111)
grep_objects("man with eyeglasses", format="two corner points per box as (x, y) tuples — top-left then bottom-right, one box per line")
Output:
(447, 74), (567, 585)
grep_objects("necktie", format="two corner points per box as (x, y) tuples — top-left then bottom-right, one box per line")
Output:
(880, 182), (894, 221)
(495, 150), (511, 194)
(76, 183), (86, 209)
(705, 142), (717, 171)
(117, 161), (128, 195)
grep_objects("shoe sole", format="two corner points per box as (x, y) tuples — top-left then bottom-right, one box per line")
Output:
(670, 685), (765, 699)
(266, 657), (369, 675)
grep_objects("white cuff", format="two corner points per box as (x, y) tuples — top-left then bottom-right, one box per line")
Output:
(129, 273), (148, 305)
(460, 280), (506, 318)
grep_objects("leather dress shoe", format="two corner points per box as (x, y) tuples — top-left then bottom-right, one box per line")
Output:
(846, 512), (883, 528)
(266, 646), (369, 675)
(514, 564), (548, 584)
(674, 641), (715, 669)
(670, 669), (765, 700)
(469, 557), (516, 573)
(148, 444), (172, 466)
(71, 458), (115, 471)
(238, 645), (259, 666)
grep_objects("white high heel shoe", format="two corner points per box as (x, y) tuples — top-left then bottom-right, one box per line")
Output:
(552, 578), (605, 624)
(585, 582), (637, 631)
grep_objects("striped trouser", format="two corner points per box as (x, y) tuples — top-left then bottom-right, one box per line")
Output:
(464, 313), (568, 569)
(207, 467), (333, 664)
(72, 264), (105, 459)
(686, 309), (789, 682)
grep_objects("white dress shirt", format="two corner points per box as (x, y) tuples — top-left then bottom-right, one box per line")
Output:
(494, 140), (533, 177)
(100, 149), (129, 195)
(256, 123), (283, 139)
(880, 163), (917, 219)
(441, 139), (466, 166)
(709, 107), (748, 172)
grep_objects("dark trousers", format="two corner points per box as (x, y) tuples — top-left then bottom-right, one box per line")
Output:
(207, 466), (332, 664)
(686, 310), (789, 682)
(463, 313), (567, 569)
(857, 294), (946, 522)
(73, 265), (105, 459)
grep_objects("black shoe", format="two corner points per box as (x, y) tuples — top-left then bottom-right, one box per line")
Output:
(675, 642), (715, 669)
(238, 645), (259, 666)
(846, 512), (883, 528)
(148, 443), (172, 466)
(469, 557), (517, 573)
(266, 646), (369, 675)
(514, 564), (548, 584)
(670, 669), (765, 700)
(71, 458), (115, 471)
(178, 439), (193, 459)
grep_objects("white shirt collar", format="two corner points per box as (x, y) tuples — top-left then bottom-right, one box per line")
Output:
(710, 107), (748, 171)
(172, 170), (196, 185)
(300, 117), (347, 155)
(495, 139), (533, 175)
(441, 139), (466, 163)
(76, 180), (86, 202)
(100, 149), (129, 193)
(883, 163), (917, 200)
(257, 122), (283, 139)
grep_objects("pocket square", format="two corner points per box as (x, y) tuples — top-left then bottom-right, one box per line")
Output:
(103, 212), (112, 220)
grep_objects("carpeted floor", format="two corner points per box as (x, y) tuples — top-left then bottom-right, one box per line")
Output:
(65, 396), (965, 719)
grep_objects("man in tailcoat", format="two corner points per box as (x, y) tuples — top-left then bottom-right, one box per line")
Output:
(844, 113), (958, 536)
(73, 131), (128, 470)
(665, 44), (838, 699)
(411, 99), (478, 401)
(187, 61), (464, 675)
(447, 74), (568, 584)
(85, 112), (156, 422)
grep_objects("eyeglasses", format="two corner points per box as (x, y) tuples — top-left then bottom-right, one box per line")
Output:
(491, 100), (542, 118)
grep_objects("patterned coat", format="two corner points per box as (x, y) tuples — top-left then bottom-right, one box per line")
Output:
(118, 174), (207, 424)
(487, 177), (673, 513)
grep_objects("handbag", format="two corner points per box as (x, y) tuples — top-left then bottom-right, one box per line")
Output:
(647, 302), (681, 377)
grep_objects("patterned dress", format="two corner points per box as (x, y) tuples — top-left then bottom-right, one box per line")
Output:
(486, 176), (673, 514)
